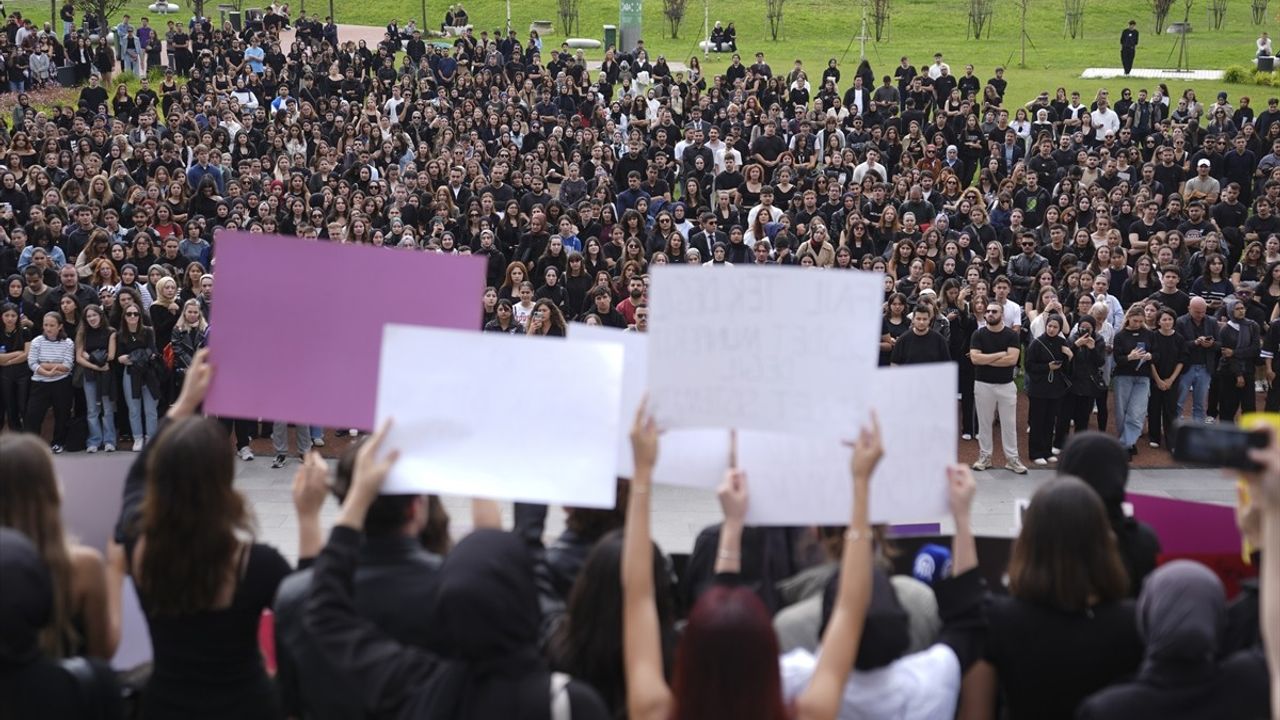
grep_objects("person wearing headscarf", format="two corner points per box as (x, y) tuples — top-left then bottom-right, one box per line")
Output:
(305, 431), (611, 719)
(1077, 560), (1270, 719)
(1056, 431), (1162, 596)
(0, 528), (121, 718)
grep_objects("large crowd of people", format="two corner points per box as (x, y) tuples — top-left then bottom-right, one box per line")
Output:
(1, 5), (1280, 719)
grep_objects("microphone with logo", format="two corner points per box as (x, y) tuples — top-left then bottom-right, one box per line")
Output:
(911, 543), (952, 586)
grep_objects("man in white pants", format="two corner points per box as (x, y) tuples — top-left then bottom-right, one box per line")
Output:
(970, 302), (1027, 474)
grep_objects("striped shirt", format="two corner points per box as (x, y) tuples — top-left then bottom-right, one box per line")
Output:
(27, 336), (74, 383)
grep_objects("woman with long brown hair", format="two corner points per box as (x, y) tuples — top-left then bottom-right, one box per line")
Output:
(126, 355), (291, 719)
(0, 433), (119, 659)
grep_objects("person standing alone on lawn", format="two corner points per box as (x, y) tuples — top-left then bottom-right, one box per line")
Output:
(1121, 20), (1139, 75)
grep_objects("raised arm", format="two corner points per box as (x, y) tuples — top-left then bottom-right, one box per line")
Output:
(1246, 424), (1280, 720)
(292, 451), (329, 563)
(796, 414), (881, 720)
(623, 400), (674, 720)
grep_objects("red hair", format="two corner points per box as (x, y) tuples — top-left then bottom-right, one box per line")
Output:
(671, 586), (788, 720)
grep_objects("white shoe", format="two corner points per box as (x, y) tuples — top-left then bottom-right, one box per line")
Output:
(1148, 441), (1161, 449)
(961, 433), (973, 441)
(238, 446), (255, 461)
(1033, 458), (1048, 466)
(86, 446), (99, 454)
(132, 438), (143, 452)
(104, 443), (116, 453)
(348, 428), (358, 437)
(1051, 447), (1061, 455)
(312, 437), (326, 447)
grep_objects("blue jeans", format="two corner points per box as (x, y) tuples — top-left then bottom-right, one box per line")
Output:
(1113, 375), (1151, 449)
(310, 426), (324, 441)
(122, 373), (159, 439)
(84, 377), (116, 448)
(1178, 364), (1212, 423)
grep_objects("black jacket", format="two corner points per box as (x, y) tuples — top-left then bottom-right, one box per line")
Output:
(275, 535), (444, 720)
(305, 527), (610, 719)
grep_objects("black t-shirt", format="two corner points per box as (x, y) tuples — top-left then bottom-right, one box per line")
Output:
(891, 329), (951, 365)
(1148, 288), (1190, 317)
(970, 326), (1019, 384)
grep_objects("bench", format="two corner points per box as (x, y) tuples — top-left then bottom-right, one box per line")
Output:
(565, 37), (602, 49)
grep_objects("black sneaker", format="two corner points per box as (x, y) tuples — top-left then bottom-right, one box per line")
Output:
(272, 454), (287, 468)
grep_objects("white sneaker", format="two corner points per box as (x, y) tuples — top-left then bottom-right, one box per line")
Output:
(238, 446), (255, 461)
(86, 446), (99, 454)
(1005, 458), (1029, 474)
(1148, 441), (1160, 449)
(132, 438), (143, 452)
(1033, 458), (1048, 466)
(312, 437), (326, 447)
(104, 443), (116, 453)
(348, 428), (358, 437)
(961, 433), (973, 441)
(972, 455), (992, 471)
(1051, 447), (1061, 455)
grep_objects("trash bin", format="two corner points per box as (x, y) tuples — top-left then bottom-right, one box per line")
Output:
(603, 24), (616, 50)
(229, 10), (241, 30)
(56, 64), (77, 87)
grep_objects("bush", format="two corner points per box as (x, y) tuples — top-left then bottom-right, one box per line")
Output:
(1223, 64), (1253, 84)
(1255, 70), (1276, 86)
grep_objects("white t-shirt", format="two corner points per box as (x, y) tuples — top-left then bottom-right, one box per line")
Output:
(779, 644), (961, 720)
(1090, 108), (1120, 142)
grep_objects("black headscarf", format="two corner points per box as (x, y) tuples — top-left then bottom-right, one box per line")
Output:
(421, 529), (555, 720)
(1058, 431), (1163, 595)
(0, 528), (53, 669)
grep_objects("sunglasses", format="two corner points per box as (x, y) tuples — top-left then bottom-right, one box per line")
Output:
(125, 311), (140, 317)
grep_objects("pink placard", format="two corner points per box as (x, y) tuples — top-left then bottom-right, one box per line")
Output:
(204, 232), (484, 430)
(1126, 492), (1241, 555)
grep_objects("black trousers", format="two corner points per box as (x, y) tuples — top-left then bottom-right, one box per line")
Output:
(25, 377), (73, 446)
(1028, 394), (1062, 461)
(217, 416), (256, 450)
(1148, 382), (1181, 448)
(1057, 393), (1095, 440)
(1094, 388), (1109, 432)
(1121, 47), (1135, 74)
(0, 372), (29, 431)
(1217, 372), (1256, 422)
(958, 359), (976, 436)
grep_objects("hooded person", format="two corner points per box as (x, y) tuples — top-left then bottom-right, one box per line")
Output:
(1076, 560), (1270, 719)
(306, 525), (611, 719)
(0, 528), (121, 719)
(1056, 431), (1162, 595)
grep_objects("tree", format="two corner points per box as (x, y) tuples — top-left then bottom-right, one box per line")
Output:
(557, 0), (582, 36)
(967, 0), (994, 39)
(871, 0), (891, 41)
(1253, 0), (1269, 24)
(74, 0), (130, 34)
(1063, 0), (1085, 38)
(662, 0), (688, 37)
(1150, 0), (1175, 31)
(1209, 0), (1227, 28)
(766, 0), (785, 40)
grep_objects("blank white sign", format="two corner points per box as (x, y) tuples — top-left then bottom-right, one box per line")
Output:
(646, 364), (957, 525)
(567, 324), (648, 479)
(376, 325), (624, 508)
(646, 266), (883, 434)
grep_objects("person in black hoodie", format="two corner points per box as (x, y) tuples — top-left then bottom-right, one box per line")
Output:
(305, 426), (611, 719)
(1077, 560), (1270, 720)
(0, 528), (122, 720)
(1218, 295), (1262, 422)
(1025, 313), (1072, 465)
(1057, 431), (1162, 596)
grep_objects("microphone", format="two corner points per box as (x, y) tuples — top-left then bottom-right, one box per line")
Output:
(912, 543), (952, 585)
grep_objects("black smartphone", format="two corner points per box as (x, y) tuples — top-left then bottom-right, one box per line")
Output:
(1171, 422), (1269, 470)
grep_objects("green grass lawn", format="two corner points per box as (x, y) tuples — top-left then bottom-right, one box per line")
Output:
(11, 0), (1275, 106)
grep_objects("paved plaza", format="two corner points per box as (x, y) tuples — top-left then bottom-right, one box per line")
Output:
(230, 459), (1235, 564)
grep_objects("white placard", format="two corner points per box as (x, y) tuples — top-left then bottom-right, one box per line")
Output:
(376, 325), (623, 507)
(568, 324), (648, 479)
(646, 266), (883, 433)
(652, 429), (733, 489)
(735, 363), (957, 525)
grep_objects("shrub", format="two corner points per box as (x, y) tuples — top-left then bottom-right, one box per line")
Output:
(1224, 64), (1254, 83)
